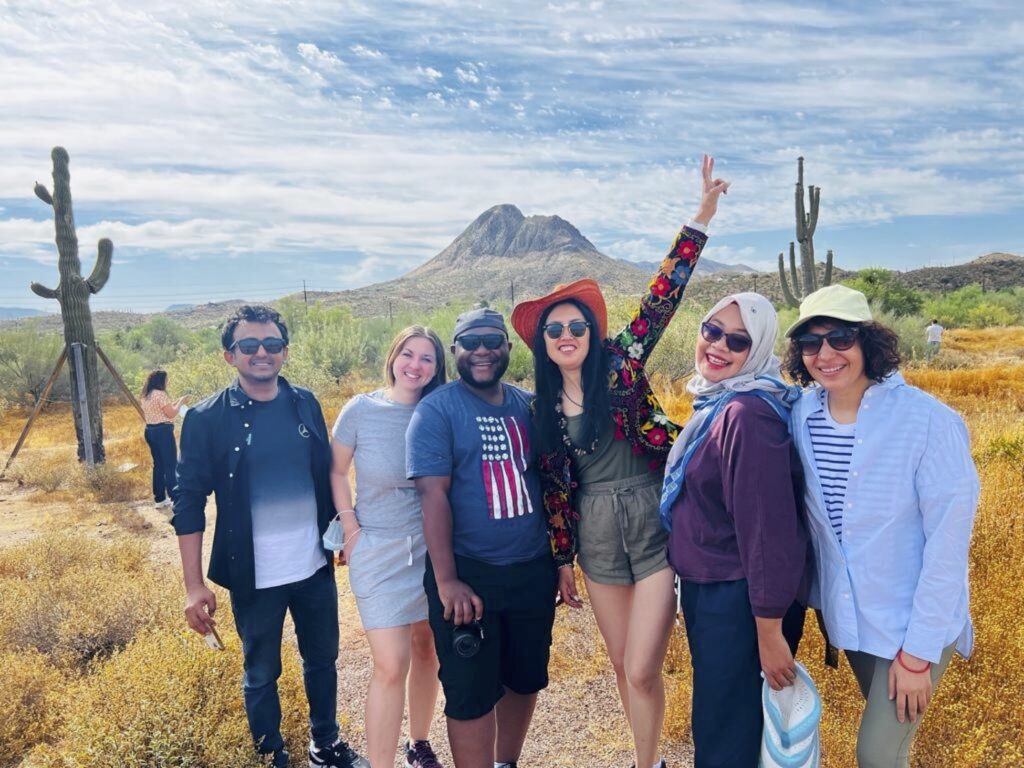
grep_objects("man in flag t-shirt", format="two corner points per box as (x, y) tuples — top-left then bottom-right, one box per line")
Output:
(407, 307), (555, 768)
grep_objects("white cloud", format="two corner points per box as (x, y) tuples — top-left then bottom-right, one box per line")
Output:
(297, 42), (343, 70)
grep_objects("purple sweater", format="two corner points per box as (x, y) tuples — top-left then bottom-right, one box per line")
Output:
(667, 395), (809, 618)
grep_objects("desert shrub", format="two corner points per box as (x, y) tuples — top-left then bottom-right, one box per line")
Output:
(843, 268), (925, 317)
(0, 323), (70, 406)
(923, 285), (1024, 329)
(0, 649), (65, 765)
(0, 533), (169, 667)
(26, 623), (311, 768)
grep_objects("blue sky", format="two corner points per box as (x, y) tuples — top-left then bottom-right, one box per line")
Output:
(1, 1), (1022, 312)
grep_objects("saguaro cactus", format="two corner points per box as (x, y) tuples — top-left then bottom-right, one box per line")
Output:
(778, 157), (834, 307)
(30, 147), (112, 463)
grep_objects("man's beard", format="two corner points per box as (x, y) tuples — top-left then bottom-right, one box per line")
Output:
(456, 355), (509, 390)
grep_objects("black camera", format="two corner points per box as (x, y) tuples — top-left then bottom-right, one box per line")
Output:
(451, 620), (485, 658)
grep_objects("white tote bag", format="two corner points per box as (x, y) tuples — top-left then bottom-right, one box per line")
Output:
(759, 661), (822, 768)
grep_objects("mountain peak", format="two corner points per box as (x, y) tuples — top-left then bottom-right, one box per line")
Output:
(421, 204), (598, 270)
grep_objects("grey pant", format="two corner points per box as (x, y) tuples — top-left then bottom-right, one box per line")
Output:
(845, 644), (955, 768)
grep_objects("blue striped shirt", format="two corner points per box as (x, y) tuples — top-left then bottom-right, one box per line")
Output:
(807, 402), (855, 542)
(791, 374), (978, 664)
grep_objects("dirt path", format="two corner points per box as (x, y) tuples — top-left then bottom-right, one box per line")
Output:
(0, 478), (695, 768)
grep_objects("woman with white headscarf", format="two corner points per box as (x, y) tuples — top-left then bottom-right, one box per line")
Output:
(660, 292), (811, 768)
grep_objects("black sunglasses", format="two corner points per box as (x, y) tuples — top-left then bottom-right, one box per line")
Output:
(543, 320), (591, 340)
(700, 322), (753, 353)
(457, 333), (507, 351)
(795, 327), (859, 356)
(231, 337), (287, 355)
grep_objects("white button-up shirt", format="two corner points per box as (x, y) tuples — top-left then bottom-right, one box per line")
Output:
(792, 373), (979, 663)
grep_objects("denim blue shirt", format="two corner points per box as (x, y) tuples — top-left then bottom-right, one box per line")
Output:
(171, 377), (336, 594)
(791, 373), (978, 664)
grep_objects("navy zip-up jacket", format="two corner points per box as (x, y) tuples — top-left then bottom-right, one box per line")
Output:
(171, 376), (336, 594)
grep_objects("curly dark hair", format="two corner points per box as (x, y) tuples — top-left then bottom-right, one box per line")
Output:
(141, 369), (167, 398)
(784, 319), (902, 386)
(220, 305), (289, 350)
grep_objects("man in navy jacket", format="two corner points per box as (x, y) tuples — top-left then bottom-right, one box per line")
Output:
(172, 304), (367, 768)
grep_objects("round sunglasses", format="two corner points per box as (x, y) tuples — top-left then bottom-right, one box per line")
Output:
(543, 320), (591, 340)
(700, 322), (752, 353)
(795, 326), (859, 356)
(230, 336), (287, 355)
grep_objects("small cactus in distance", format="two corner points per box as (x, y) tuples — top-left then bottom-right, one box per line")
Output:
(30, 147), (112, 463)
(778, 156), (834, 307)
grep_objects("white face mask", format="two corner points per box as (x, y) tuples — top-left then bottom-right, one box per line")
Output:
(321, 515), (344, 551)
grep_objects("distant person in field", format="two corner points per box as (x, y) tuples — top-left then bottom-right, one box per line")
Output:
(407, 308), (553, 768)
(660, 292), (809, 768)
(508, 154), (728, 768)
(925, 319), (944, 361)
(330, 326), (448, 768)
(785, 286), (978, 768)
(171, 304), (368, 768)
(140, 369), (188, 510)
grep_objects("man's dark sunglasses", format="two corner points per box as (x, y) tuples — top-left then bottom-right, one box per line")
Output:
(457, 333), (507, 351)
(795, 327), (859, 356)
(543, 320), (591, 340)
(700, 322), (752, 353)
(231, 337), (287, 355)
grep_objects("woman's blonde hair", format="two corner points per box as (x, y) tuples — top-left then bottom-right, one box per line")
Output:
(383, 325), (447, 396)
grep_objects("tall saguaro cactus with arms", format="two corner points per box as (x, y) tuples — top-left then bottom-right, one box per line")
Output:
(30, 147), (111, 463)
(778, 156), (834, 307)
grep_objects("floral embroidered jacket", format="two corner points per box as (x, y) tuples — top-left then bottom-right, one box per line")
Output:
(539, 225), (708, 567)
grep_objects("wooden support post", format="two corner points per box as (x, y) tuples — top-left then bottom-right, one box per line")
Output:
(96, 344), (145, 421)
(0, 347), (68, 478)
(71, 342), (95, 465)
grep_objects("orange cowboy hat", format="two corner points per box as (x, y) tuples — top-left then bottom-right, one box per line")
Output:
(510, 278), (608, 351)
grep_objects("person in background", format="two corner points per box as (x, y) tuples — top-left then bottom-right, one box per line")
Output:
(925, 319), (944, 361)
(331, 326), (448, 768)
(140, 369), (187, 509)
(661, 292), (808, 768)
(509, 154), (729, 768)
(172, 304), (368, 768)
(785, 285), (978, 768)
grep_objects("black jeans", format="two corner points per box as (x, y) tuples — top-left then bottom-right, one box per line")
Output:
(144, 423), (178, 503)
(681, 579), (805, 768)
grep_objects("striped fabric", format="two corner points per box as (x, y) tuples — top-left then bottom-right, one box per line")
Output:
(807, 405), (855, 542)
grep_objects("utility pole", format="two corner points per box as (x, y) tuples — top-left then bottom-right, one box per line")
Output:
(303, 280), (309, 311)
(510, 278), (515, 307)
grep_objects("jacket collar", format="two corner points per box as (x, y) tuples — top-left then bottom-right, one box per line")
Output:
(796, 371), (906, 424)
(227, 375), (304, 407)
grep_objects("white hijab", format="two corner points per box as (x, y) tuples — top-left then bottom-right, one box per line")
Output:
(664, 293), (792, 473)
(687, 292), (786, 398)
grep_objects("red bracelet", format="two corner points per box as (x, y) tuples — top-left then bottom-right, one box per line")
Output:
(897, 650), (931, 674)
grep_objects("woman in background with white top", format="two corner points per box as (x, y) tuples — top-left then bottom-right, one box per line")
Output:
(784, 285), (978, 768)
(330, 326), (448, 768)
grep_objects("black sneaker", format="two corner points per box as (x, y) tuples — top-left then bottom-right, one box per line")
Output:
(404, 738), (445, 768)
(308, 738), (370, 768)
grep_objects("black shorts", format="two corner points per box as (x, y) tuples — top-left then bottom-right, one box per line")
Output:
(424, 552), (557, 721)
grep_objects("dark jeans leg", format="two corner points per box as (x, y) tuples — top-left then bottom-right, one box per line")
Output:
(144, 424), (178, 502)
(682, 580), (804, 768)
(288, 565), (340, 749)
(231, 584), (290, 754)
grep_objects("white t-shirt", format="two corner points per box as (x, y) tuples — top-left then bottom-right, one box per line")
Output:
(926, 324), (944, 343)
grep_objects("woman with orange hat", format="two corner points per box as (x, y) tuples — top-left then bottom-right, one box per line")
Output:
(510, 155), (729, 768)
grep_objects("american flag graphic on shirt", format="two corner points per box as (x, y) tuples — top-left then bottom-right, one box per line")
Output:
(476, 415), (535, 520)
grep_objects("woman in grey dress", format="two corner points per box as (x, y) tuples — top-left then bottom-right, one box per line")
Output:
(330, 326), (448, 768)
